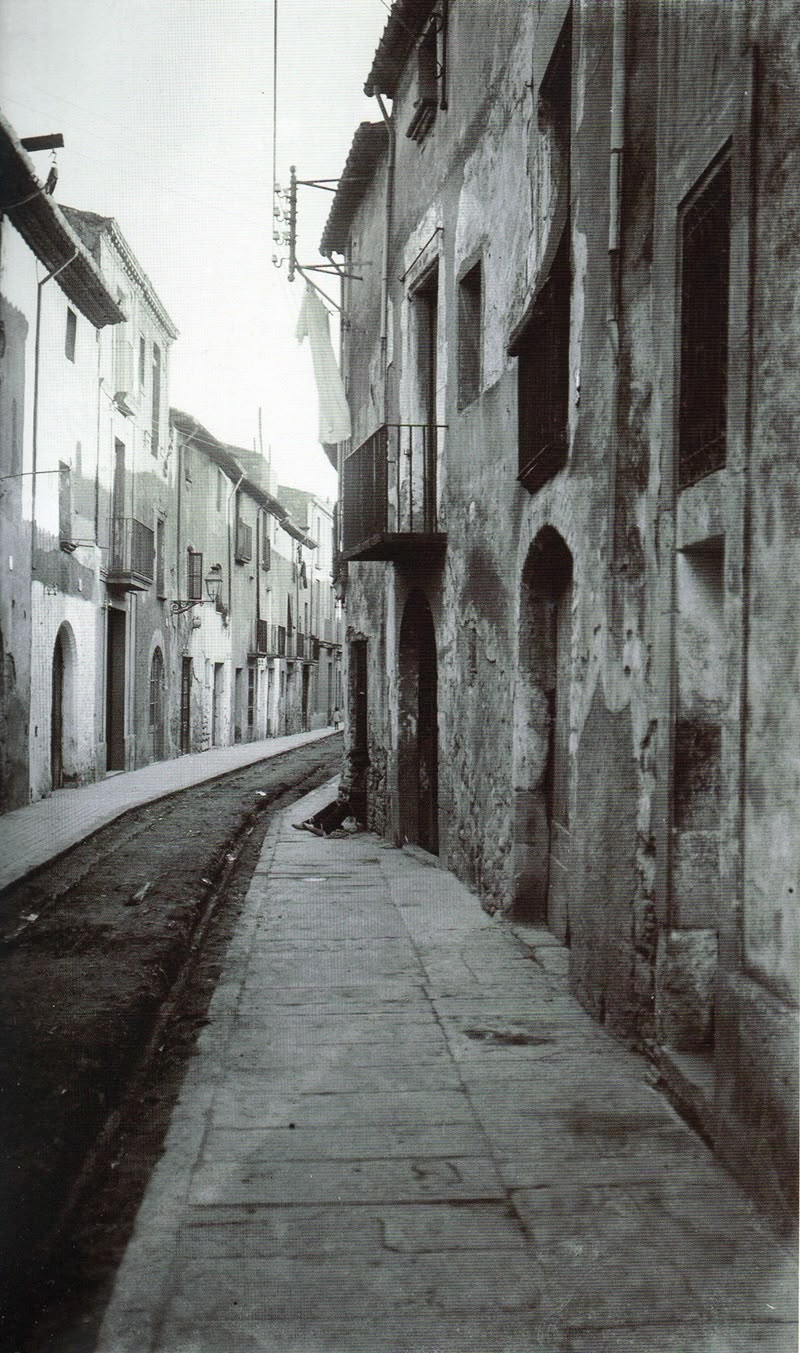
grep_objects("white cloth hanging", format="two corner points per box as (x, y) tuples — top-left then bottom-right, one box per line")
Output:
(295, 283), (351, 445)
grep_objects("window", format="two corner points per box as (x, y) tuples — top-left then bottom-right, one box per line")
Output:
(139, 335), (146, 389)
(216, 468), (225, 513)
(457, 260), (482, 409)
(65, 308), (77, 362)
(156, 517), (166, 598)
(407, 19), (439, 142)
(514, 11), (572, 496)
(516, 230), (570, 493)
(58, 462), (73, 547)
(187, 548), (203, 601)
(261, 515), (271, 569)
(151, 342), (161, 456)
(678, 155), (731, 490)
(114, 294), (133, 393)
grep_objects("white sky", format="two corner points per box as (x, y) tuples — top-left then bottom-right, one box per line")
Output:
(0, 0), (390, 496)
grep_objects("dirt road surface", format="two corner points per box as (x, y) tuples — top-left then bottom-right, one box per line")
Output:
(0, 736), (342, 1353)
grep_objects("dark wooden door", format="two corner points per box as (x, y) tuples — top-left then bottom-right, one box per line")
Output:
(51, 634), (64, 789)
(547, 579), (572, 941)
(180, 657), (192, 753)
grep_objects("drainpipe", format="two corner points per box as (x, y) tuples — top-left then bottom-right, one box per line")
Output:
(226, 472), (244, 615)
(606, 0), (627, 578)
(376, 92), (396, 427)
(31, 249), (79, 559)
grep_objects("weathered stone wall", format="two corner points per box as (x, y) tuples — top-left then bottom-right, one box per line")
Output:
(338, 0), (799, 1221)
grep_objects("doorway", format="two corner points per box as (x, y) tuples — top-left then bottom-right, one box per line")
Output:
(149, 647), (165, 760)
(51, 630), (65, 789)
(234, 666), (244, 743)
(398, 591), (439, 854)
(302, 664), (310, 730)
(514, 527), (573, 938)
(180, 657), (192, 753)
(106, 608), (126, 771)
(212, 663), (224, 746)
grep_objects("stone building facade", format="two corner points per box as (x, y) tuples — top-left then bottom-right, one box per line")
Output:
(325, 0), (799, 1226)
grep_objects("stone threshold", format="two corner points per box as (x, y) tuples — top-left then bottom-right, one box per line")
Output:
(644, 1040), (716, 1145)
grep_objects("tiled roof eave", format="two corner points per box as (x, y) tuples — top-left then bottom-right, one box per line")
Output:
(364, 0), (438, 98)
(320, 122), (388, 257)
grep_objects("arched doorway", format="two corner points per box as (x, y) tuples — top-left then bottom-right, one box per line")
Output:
(51, 626), (69, 790)
(149, 647), (165, 760)
(398, 590), (439, 854)
(513, 528), (573, 940)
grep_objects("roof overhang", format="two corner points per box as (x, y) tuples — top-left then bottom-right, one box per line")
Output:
(320, 121), (388, 257)
(0, 114), (124, 328)
(364, 0), (438, 99)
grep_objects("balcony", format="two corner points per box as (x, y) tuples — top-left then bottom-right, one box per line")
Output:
(107, 517), (154, 591)
(341, 423), (447, 563)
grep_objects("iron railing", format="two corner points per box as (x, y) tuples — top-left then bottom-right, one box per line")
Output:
(342, 423), (445, 555)
(107, 517), (154, 589)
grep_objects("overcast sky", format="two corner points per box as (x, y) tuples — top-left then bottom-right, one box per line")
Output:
(0, 0), (390, 496)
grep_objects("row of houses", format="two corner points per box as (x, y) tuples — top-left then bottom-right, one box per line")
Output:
(323, 0), (798, 1228)
(0, 113), (342, 815)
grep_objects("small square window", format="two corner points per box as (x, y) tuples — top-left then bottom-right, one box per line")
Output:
(65, 308), (77, 362)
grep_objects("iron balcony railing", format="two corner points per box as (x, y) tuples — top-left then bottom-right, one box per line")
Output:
(341, 423), (446, 558)
(107, 517), (154, 590)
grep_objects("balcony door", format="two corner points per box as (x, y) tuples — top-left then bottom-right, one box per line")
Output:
(414, 267), (438, 532)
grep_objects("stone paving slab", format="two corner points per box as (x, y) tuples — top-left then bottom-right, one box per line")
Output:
(172, 1200), (528, 1258)
(198, 1123), (490, 1164)
(188, 1155), (506, 1206)
(96, 782), (797, 1353)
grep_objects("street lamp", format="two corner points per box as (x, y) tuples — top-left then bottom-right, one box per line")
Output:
(171, 564), (224, 615)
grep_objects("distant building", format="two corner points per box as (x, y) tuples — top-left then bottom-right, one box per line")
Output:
(169, 411), (341, 748)
(60, 206), (179, 777)
(0, 109), (340, 812)
(325, 0), (799, 1226)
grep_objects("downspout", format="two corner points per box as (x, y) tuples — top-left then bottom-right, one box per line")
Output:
(31, 249), (79, 560)
(376, 91), (396, 427)
(606, 0), (627, 578)
(226, 472), (244, 615)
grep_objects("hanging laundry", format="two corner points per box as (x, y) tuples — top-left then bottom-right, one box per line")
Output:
(295, 283), (351, 445)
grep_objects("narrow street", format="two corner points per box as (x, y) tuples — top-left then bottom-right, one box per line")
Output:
(87, 782), (795, 1353)
(0, 735), (343, 1353)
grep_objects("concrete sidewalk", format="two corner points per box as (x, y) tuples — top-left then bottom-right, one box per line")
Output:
(97, 781), (797, 1353)
(0, 729), (339, 894)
